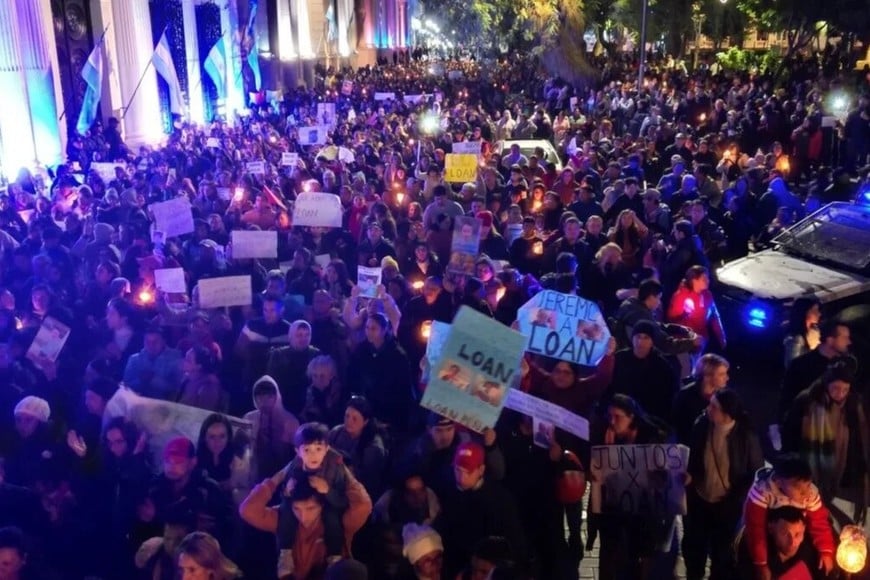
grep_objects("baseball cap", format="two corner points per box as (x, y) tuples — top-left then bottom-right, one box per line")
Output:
(163, 437), (195, 461)
(454, 441), (485, 471)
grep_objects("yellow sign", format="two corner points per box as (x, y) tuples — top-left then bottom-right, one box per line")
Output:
(445, 154), (478, 183)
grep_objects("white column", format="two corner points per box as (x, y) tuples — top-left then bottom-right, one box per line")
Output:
(110, 0), (162, 145)
(337, 0), (352, 57)
(296, 0), (314, 59)
(182, 0), (205, 125)
(0, 0), (63, 173)
(277, 0), (297, 61)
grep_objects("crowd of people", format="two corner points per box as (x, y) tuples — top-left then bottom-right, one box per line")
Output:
(0, 49), (868, 580)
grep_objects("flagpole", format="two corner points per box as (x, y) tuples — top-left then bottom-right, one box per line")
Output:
(60, 23), (111, 122)
(122, 26), (167, 121)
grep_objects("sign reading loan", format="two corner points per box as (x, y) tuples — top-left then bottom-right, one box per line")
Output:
(420, 307), (525, 433)
(517, 290), (611, 366)
(589, 444), (690, 516)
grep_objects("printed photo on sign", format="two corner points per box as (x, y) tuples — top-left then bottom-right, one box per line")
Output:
(517, 290), (611, 367)
(533, 417), (555, 449)
(437, 360), (472, 391)
(357, 266), (382, 299)
(231, 230), (278, 259)
(317, 103), (337, 127)
(447, 216), (482, 276)
(420, 307), (526, 433)
(589, 444), (690, 516)
(26, 316), (71, 364)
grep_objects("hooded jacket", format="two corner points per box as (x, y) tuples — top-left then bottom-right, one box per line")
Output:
(243, 375), (300, 482)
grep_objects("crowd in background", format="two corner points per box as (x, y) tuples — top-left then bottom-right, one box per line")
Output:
(0, 50), (868, 579)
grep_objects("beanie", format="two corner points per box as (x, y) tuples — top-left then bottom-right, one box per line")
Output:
(402, 523), (443, 565)
(476, 211), (494, 232)
(325, 559), (368, 580)
(14, 396), (50, 423)
(93, 222), (114, 244)
(631, 320), (658, 339)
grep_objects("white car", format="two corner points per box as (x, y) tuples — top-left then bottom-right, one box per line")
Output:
(715, 202), (870, 350)
(493, 140), (563, 172)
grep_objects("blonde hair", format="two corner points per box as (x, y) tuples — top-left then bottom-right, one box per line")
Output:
(307, 354), (338, 380)
(595, 242), (623, 264)
(177, 532), (241, 580)
(694, 353), (729, 378)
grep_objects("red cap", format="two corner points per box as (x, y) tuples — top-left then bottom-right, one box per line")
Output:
(476, 211), (494, 231)
(163, 437), (194, 461)
(453, 441), (485, 471)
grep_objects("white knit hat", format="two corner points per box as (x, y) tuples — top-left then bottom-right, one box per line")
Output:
(14, 396), (50, 423)
(402, 523), (443, 565)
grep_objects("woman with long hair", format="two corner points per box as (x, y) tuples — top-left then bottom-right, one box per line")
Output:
(582, 242), (633, 319)
(179, 345), (225, 412)
(683, 389), (763, 580)
(196, 414), (235, 483)
(328, 396), (388, 498)
(782, 297), (821, 368)
(176, 532), (241, 580)
(608, 209), (649, 272)
(323, 259), (354, 304)
(100, 297), (143, 369)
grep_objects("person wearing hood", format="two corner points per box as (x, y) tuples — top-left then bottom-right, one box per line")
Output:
(72, 221), (120, 276)
(3, 396), (59, 488)
(244, 375), (300, 482)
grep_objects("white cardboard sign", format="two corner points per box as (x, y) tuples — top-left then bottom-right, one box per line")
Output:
(197, 275), (253, 309)
(292, 192), (343, 228)
(231, 230), (278, 259)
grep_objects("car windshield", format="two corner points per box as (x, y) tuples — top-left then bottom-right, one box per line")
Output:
(773, 203), (870, 272)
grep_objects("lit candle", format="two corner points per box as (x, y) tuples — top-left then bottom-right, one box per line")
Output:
(233, 188), (244, 201)
(496, 287), (506, 302)
(15, 318), (23, 330)
(138, 289), (154, 304)
(396, 192), (405, 205)
(836, 525), (867, 574)
(533, 241), (543, 255)
(699, 113), (707, 122)
(412, 280), (424, 290)
(420, 320), (432, 340)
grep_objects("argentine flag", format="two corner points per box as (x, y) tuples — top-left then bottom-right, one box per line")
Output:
(204, 37), (227, 99)
(152, 31), (186, 116)
(76, 42), (104, 135)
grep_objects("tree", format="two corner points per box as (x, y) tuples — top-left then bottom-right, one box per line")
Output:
(420, 0), (597, 85)
(737, 0), (827, 67)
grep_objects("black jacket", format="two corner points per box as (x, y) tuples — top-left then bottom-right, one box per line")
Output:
(687, 414), (763, 505)
(609, 349), (679, 422)
(347, 337), (414, 433)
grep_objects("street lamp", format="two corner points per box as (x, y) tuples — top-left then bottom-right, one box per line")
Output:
(637, 0), (649, 90)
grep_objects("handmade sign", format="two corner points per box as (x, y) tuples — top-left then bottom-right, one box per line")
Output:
(26, 316), (71, 364)
(281, 152), (299, 167)
(231, 230), (278, 259)
(452, 141), (482, 155)
(503, 388), (590, 440)
(374, 92), (396, 101)
(154, 267), (187, 293)
(357, 266), (381, 299)
(197, 275), (252, 309)
(589, 444), (690, 516)
(403, 94), (430, 104)
(516, 290), (611, 367)
(447, 216), (481, 276)
(246, 161), (266, 175)
(105, 387), (252, 478)
(292, 192), (343, 228)
(341, 80), (353, 95)
(150, 198), (194, 237)
(206, 137), (220, 148)
(425, 320), (452, 368)
(444, 154), (478, 183)
(420, 307), (525, 432)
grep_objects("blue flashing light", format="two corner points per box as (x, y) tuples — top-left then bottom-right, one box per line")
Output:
(747, 306), (769, 328)
(858, 184), (870, 206)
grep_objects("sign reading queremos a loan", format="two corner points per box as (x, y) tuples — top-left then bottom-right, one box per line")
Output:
(420, 307), (525, 433)
(516, 290), (611, 367)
